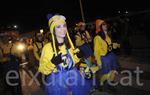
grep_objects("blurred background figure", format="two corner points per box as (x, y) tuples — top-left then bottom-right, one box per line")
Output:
(74, 22), (94, 63)
(33, 29), (47, 66)
(94, 19), (120, 91)
(0, 31), (23, 95)
(33, 29), (48, 88)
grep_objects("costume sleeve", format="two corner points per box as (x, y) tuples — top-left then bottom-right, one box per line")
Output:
(38, 43), (57, 75)
(94, 36), (107, 66)
(85, 31), (92, 42)
(105, 33), (120, 49)
(113, 43), (120, 49)
(33, 43), (40, 60)
(75, 35), (85, 46)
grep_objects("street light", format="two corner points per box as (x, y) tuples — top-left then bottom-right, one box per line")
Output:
(40, 29), (44, 34)
(14, 25), (18, 29)
(125, 11), (129, 14)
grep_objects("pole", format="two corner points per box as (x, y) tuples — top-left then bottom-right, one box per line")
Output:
(79, 0), (85, 22)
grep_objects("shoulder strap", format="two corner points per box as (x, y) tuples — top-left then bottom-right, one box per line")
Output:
(42, 42), (44, 48)
(35, 42), (42, 51)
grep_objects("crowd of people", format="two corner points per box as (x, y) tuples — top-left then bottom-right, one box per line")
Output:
(0, 14), (122, 95)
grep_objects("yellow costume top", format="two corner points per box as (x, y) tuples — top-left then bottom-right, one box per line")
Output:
(94, 35), (107, 66)
(38, 42), (80, 75)
(33, 41), (47, 61)
(94, 19), (120, 67)
(38, 15), (82, 75)
(75, 30), (92, 47)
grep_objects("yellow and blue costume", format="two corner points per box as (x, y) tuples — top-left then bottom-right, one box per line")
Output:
(38, 15), (92, 95)
(75, 22), (93, 60)
(75, 23), (99, 86)
(33, 41), (46, 63)
(33, 29), (48, 66)
(94, 19), (120, 85)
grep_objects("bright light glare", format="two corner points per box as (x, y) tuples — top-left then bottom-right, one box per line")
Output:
(14, 25), (18, 28)
(125, 11), (128, 14)
(40, 29), (44, 34)
(17, 44), (25, 51)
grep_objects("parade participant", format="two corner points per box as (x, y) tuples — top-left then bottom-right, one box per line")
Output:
(74, 22), (99, 81)
(0, 31), (22, 95)
(33, 30), (47, 65)
(75, 22), (93, 63)
(38, 14), (92, 95)
(94, 19), (120, 88)
(24, 37), (36, 73)
(33, 30), (48, 89)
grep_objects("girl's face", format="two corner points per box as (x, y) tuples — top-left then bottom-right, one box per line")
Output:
(101, 23), (108, 31)
(55, 22), (67, 38)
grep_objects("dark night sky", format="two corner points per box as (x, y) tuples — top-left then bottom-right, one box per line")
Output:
(0, 0), (149, 32)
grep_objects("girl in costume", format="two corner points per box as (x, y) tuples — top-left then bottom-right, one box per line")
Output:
(33, 30), (47, 65)
(94, 19), (120, 88)
(74, 22), (99, 87)
(38, 15), (92, 95)
(75, 22), (93, 63)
